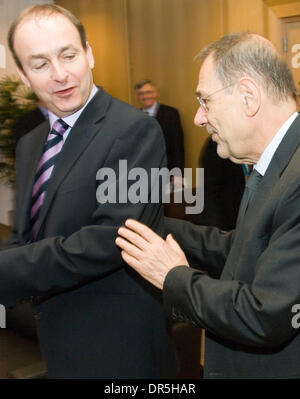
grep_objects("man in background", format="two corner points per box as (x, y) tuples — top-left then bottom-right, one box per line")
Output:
(135, 79), (185, 173)
(0, 4), (176, 378)
(117, 32), (300, 378)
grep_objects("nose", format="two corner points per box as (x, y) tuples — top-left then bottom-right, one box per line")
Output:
(194, 105), (208, 127)
(51, 61), (68, 83)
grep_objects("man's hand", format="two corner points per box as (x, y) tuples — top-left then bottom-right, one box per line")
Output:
(115, 219), (189, 290)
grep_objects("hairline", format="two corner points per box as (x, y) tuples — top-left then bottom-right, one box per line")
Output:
(195, 33), (297, 103)
(8, 5), (87, 72)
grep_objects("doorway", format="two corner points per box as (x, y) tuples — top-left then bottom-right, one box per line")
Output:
(281, 17), (300, 108)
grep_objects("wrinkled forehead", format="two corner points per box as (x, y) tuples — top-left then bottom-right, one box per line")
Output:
(16, 11), (56, 31)
(15, 12), (78, 43)
(14, 12), (82, 60)
(196, 54), (220, 96)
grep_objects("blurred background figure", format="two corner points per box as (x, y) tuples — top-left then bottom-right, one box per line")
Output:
(134, 79), (185, 173)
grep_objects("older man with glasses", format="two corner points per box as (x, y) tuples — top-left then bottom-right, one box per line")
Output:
(117, 32), (300, 379)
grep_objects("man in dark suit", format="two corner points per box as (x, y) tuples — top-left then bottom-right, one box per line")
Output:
(134, 79), (185, 173)
(1, 4), (176, 378)
(116, 32), (300, 378)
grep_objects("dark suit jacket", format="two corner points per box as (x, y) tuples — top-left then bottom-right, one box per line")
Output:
(195, 137), (245, 230)
(0, 88), (176, 378)
(163, 114), (300, 378)
(155, 104), (185, 172)
(13, 107), (47, 146)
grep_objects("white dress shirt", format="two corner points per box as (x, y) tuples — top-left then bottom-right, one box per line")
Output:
(255, 112), (298, 176)
(48, 84), (98, 143)
(142, 101), (159, 117)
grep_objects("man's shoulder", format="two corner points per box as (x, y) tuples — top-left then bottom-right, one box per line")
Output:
(18, 120), (49, 143)
(158, 103), (179, 114)
(88, 87), (146, 121)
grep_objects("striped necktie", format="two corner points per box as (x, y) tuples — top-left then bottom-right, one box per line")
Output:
(30, 118), (69, 239)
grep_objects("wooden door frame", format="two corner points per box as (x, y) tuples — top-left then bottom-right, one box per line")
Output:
(263, 1), (300, 56)
(264, 0), (300, 19)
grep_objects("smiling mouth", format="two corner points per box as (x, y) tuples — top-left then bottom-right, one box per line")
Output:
(54, 87), (75, 97)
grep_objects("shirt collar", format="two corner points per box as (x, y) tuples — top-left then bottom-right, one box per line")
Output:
(48, 84), (98, 129)
(255, 111), (298, 176)
(143, 101), (159, 117)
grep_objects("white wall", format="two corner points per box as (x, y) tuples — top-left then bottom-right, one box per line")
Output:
(0, 0), (52, 225)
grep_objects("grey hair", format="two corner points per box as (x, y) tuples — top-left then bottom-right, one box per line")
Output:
(195, 32), (297, 103)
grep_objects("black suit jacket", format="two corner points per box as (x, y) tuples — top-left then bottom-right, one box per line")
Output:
(163, 114), (300, 378)
(195, 138), (245, 230)
(155, 104), (185, 172)
(13, 107), (47, 145)
(0, 88), (176, 378)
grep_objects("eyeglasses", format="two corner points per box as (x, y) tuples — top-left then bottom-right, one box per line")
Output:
(196, 82), (237, 113)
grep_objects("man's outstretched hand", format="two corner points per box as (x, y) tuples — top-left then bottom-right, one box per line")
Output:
(115, 219), (189, 290)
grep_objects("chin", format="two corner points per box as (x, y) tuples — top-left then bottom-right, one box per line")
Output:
(54, 102), (83, 117)
(216, 145), (229, 160)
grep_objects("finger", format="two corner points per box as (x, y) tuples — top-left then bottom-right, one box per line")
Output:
(125, 219), (160, 243)
(117, 227), (148, 250)
(115, 237), (144, 259)
(120, 250), (141, 271)
(166, 234), (184, 253)
(121, 251), (162, 290)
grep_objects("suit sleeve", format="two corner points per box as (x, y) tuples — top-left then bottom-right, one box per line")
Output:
(0, 116), (166, 307)
(165, 216), (233, 277)
(163, 183), (300, 348)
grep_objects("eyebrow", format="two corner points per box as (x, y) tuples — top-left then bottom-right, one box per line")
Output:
(29, 45), (78, 61)
(195, 90), (206, 98)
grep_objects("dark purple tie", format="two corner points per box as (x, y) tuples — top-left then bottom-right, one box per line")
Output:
(30, 119), (69, 239)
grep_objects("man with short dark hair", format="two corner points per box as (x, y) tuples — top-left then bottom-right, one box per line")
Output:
(117, 32), (300, 378)
(1, 4), (176, 378)
(135, 79), (185, 173)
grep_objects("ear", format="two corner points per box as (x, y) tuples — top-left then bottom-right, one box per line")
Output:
(17, 66), (31, 88)
(237, 78), (260, 117)
(86, 42), (95, 70)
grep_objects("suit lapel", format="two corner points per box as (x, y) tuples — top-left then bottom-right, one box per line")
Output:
(239, 113), (300, 226)
(18, 122), (50, 238)
(34, 88), (112, 239)
(223, 114), (300, 280)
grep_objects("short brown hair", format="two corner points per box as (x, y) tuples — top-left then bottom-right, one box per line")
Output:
(134, 79), (155, 91)
(195, 32), (297, 103)
(8, 4), (87, 71)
